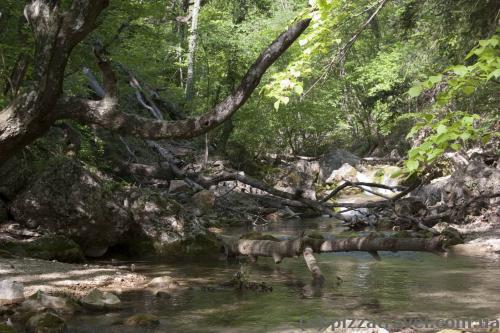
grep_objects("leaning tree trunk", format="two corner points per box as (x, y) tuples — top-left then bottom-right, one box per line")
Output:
(0, 0), (109, 166)
(0, 0), (311, 166)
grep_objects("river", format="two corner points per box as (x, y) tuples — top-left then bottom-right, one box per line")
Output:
(66, 217), (500, 332)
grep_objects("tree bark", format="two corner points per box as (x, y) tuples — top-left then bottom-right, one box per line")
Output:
(0, 0), (109, 165)
(185, 0), (201, 101)
(0, 7), (310, 165)
(61, 19), (311, 140)
(219, 234), (454, 280)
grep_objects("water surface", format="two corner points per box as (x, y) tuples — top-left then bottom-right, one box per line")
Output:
(68, 217), (500, 332)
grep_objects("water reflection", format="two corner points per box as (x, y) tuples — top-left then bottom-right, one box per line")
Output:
(67, 218), (500, 332)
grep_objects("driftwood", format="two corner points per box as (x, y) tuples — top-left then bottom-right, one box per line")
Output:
(218, 233), (455, 281)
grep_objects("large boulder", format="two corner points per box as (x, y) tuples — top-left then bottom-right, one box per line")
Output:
(9, 161), (132, 256)
(325, 163), (358, 184)
(319, 149), (360, 182)
(0, 235), (84, 262)
(413, 158), (500, 221)
(7, 159), (211, 259)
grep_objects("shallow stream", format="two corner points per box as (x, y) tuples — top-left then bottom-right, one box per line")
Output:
(66, 217), (500, 332)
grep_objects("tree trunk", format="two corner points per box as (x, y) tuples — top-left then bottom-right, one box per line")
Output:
(0, 0), (310, 166)
(185, 0), (201, 102)
(0, 0), (110, 165)
(218, 234), (455, 280)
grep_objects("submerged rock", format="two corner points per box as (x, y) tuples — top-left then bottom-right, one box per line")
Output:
(154, 290), (172, 298)
(148, 276), (180, 290)
(20, 291), (81, 315)
(0, 280), (24, 305)
(80, 289), (121, 310)
(124, 313), (160, 327)
(26, 312), (66, 333)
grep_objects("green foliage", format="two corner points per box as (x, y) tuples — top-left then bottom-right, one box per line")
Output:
(404, 32), (499, 174)
(1, 0), (498, 164)
(408, 32), (500, 105)
(404, 112), (494, 173)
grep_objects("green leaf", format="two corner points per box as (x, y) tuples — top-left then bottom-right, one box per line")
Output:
(481, 134), (491, 145)
(294, 85), (304, 95)
(422, 113), (434, 122)
(436, 124), (448, 135)
(406, 159), (419, 172)
(408, 85), (422, 97)
(461, 116), (475, 126)
(462, 86), (475, 95)
(450, 143), (461, 151)
(273, 101), (280, 110)
(428, 74), (442, 84)
(427, 148), (444, 161)
(487, 69), (500, 80)
(460, 132), (471, 140)
(452, 65), (469, 76)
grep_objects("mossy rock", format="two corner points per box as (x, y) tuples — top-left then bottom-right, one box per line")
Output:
(0, 323), (16, 333)
(132, 232), (221, 258)
(377, 220), (395, 231)
(0, 235), (84, 263)
(441, 227), (464, 247)
(393, 230), (412, 238)
(124, 314), (160, 327)
(305, 231), (324, 240)
(239, 232), (279, 241)
(26, 312), (67, 333)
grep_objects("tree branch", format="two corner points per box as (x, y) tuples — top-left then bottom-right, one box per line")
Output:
(61, 19), (311, 139)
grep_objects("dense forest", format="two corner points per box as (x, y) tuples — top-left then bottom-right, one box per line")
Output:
(0, 0), (499, 332)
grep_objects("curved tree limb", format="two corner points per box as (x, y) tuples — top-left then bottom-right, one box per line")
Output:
(60, 19), (311, 139)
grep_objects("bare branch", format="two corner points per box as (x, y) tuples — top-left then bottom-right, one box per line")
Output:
(62, 19), (311, 139)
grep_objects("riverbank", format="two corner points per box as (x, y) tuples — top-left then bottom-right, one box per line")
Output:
(0, 257), (146, 298)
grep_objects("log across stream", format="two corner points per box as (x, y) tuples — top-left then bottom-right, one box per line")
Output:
(218, 233), (454, 284)
(62, 217), (500, 333)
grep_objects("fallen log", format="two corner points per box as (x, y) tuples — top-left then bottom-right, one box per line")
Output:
(303, 247), (325, 284)
(218, 233), (459, 281)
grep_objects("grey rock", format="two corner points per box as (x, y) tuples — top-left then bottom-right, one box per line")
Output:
(148, 276), (180, 290)
(0, 279), (24, 305)
(26, 312), (66, 333)
(20, 290), (81, 315)
(9, 161), (131, 257)
(319, 149), (360, 182)
(191, 190), (215, 213)
(169, 180), (191, 194)
(80, 289), (121, 310)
